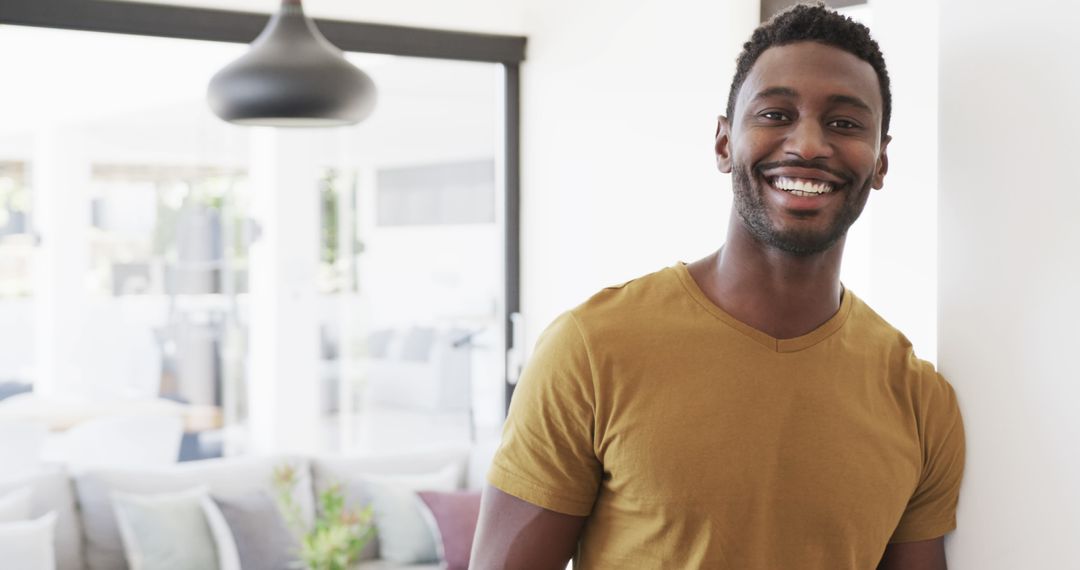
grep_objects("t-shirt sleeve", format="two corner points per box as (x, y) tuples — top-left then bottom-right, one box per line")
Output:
(889, 372), (966, 543)
(487, 311), (602, 517)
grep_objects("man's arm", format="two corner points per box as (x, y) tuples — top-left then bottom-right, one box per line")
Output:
(876, 537), (947, 570)
(470, 485), (588, 570)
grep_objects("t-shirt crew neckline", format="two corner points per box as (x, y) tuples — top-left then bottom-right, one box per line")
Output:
(672, 261), (853, 353)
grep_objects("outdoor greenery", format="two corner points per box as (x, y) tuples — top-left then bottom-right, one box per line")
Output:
(0, 171), (30, 233)
(318, 168), (363, 293)
(320, 169), (339, 267)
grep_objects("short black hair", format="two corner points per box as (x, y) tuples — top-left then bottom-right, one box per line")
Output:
(725, 2), (892, 138)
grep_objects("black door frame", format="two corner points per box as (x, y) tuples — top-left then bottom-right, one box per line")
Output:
(0, 0), (526, 414)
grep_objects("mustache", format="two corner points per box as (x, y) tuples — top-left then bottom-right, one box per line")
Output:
(755, 160), (850, 183)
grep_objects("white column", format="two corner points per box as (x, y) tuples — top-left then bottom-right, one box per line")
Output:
(31, 128), (91, 396)
(246, 128), (322, 455)
(939, 1), (1080, 566)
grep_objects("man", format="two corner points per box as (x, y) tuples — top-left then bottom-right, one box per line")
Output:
(472, 4), (965, 569)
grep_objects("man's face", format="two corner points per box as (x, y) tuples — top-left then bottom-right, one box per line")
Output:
(717, 41), (890, 256)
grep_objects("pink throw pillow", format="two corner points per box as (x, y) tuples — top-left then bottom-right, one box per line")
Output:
(417, 490), (482, 570)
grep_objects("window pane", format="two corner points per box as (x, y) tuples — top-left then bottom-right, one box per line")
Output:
(0, 24), (506, 460)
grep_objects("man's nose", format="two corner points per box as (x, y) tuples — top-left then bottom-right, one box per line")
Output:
(784, 120), (833, 160)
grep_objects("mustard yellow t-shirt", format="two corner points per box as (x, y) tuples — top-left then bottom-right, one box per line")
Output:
(488, 263), (965, 569)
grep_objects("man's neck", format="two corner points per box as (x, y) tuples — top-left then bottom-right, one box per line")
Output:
(687, 212), (846, 340)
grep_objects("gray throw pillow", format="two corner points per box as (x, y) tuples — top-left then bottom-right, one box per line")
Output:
(212, 492), (299, 570)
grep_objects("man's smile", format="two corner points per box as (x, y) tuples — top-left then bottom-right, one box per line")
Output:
(757, 171), (847, 206)
(757, 165), (849, 200)
(770, 176), (836, 196)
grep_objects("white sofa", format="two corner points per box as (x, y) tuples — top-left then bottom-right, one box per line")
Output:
(0, 445), (491, 570)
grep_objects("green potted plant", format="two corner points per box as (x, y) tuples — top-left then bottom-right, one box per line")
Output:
(272, 464), (376, 570)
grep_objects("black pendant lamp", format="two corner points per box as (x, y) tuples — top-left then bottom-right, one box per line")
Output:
(207, 0), (377, 127)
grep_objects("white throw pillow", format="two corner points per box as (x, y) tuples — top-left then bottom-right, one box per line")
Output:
(363, 462), (463, 564)
(0, 486), (34, 522)
(0, 512), (57, 570)
(112, 487), (220, 570)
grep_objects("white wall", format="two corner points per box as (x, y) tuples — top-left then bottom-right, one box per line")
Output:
(939, 1), (1080, 566)
(519, 0), (759, 346)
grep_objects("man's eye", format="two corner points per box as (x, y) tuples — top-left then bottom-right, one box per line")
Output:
(760, 111), (789, 121)
(830, 119), (860, 129)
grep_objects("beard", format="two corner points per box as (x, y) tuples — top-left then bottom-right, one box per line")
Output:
(731, 162), (872, 256)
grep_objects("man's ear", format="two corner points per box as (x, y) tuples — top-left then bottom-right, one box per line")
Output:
(872, 134), (891, 189)
(715, 116), (733, 174)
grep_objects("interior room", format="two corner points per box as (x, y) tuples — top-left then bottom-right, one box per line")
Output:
(0, 0), (1075, 568)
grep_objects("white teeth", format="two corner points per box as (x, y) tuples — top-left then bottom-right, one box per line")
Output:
(771, 176), (835, 195)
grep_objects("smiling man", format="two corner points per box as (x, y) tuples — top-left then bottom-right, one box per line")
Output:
(471, 4), (964, 569)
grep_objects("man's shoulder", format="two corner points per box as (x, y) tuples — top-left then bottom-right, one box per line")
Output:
(569, 264), (687, 325)
(848, 293), (918, 350)
(848, 293), (949, 386)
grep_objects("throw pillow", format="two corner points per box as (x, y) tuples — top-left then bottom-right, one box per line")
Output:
(0, 512), (57, 570)
(0, 486), (34, 522)
(112, 487), (219, 570)
(362, 462), (462, 564)
(210, 491), (299, 570)
(417, 490), (482, 570)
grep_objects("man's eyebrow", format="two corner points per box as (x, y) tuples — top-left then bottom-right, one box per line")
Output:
(751, 86), (799, 102)
(828, 94), (873, 113)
